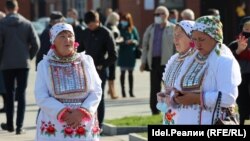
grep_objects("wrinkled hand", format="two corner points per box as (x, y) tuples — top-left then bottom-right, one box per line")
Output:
(173, 90), (200, 105)
(63, 109), (84, 128)
(236, 35), (248, 54)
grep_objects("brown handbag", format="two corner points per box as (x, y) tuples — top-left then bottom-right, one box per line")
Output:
(212, 92), (239, 125)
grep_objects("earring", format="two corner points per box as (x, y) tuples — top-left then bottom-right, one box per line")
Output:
(50, 44), (56, 49)
(189, 41), (195, 48)
(74, 42), (79, 48)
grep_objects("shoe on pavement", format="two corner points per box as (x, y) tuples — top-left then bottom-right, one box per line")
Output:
(16, 128), (26, 135)
(1, 123), (14, 132)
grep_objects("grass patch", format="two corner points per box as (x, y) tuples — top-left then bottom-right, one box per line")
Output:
(245, 120), (250, 125)
(105, 115), (162, 126)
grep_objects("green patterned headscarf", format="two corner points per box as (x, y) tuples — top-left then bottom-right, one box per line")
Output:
(192, 16), (223, 43)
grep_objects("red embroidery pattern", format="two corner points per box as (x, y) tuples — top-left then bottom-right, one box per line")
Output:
(40, 121), (57, 136)
(92, 126), (101, 137)
(61, 124), (87, 138)
(75, 125), (87, 138)
(165, 109), (176, 125)
(92, 119), (101, 137)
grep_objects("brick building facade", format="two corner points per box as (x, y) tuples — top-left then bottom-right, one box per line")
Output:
(0, 0), (250, 43)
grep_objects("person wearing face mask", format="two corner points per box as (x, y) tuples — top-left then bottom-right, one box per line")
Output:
(228, 16), (250, 125)
(168, 9), (179, 24)
(117, 13), (140, 98)
(104, 12), (122, 99)
(66, 8), (85, 50)
(140, 6), (175, 115)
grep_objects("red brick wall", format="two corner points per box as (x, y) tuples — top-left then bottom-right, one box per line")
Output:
(0, 0), (32, 20)
(185, 0), (200, 19)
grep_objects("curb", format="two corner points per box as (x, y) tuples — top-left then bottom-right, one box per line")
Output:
(129, 133), (147, 141)
(103, 123), (147, 136)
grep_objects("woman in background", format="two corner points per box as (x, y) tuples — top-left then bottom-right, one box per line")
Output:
(228, 16), (250, 124)
(105, 12), (122, 99)
(118, 13), (140, 98)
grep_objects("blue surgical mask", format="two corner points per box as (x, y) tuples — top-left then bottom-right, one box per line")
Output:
(66, 17), (74, 24)
(156, 102), (168, 113)
(169, 18), (177, 24)
(120, 21), (128, 27)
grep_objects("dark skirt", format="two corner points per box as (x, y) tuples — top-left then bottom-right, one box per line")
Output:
(0, 71), (6, 94)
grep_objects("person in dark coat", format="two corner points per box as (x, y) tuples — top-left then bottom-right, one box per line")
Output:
(0, 11), (6, 113)
(78, 10), (117, 130)
(0, 0), (40, 134)
(35, 11), (64, 68)
(117, 13), (140, 98)
(228, 16), (250, 125)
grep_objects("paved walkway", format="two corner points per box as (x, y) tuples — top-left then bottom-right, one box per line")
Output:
(0, 60), (151, 141)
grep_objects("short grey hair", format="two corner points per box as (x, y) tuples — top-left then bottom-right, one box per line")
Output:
(155, 6), (169, 17)
(181, 9), (195, 20)
(105, 12), (120, 26)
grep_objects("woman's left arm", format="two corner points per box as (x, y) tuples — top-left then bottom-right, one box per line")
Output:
(131, 27), (140, 46)
(203, 57), (241, 108)
(80, 55), (102, 116)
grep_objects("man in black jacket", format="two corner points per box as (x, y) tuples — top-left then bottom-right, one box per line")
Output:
(0, 0), (40, 134)
(78, 10), (117, 130)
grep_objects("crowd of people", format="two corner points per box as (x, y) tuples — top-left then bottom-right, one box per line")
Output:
(0, 0), (250, 140)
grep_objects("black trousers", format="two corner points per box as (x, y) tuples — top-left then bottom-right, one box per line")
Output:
(150, 57), (165, 115)
(2, 69), (29, 129)
(107, 63), (116, 80)
(236, 73), (250, 125)
(97, 68), (107, 128)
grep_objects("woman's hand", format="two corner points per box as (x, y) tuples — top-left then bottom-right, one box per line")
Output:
(63, 109), (84, 128)
(236, 35), (248, 54)
(173, 90), (200, 105)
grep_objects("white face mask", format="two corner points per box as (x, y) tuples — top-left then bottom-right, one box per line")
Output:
(154, 16), (162, 24)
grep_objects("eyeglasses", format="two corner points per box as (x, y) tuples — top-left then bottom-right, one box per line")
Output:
(154, 13), (165, 16)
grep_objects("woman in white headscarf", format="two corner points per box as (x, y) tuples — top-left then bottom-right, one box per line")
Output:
(35, 23), (102, 141)
(156, 20), (196, 125)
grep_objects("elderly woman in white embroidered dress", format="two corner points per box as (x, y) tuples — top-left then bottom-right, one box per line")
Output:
(35, 23), (102, 141)
(170, 16), (241, 124)
(156, 20), (195, 125)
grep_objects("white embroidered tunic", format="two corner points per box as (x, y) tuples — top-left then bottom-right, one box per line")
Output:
(159, 49), (195, 125)
(35, 50), (102, 141)
(168, 44), (241, 124)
